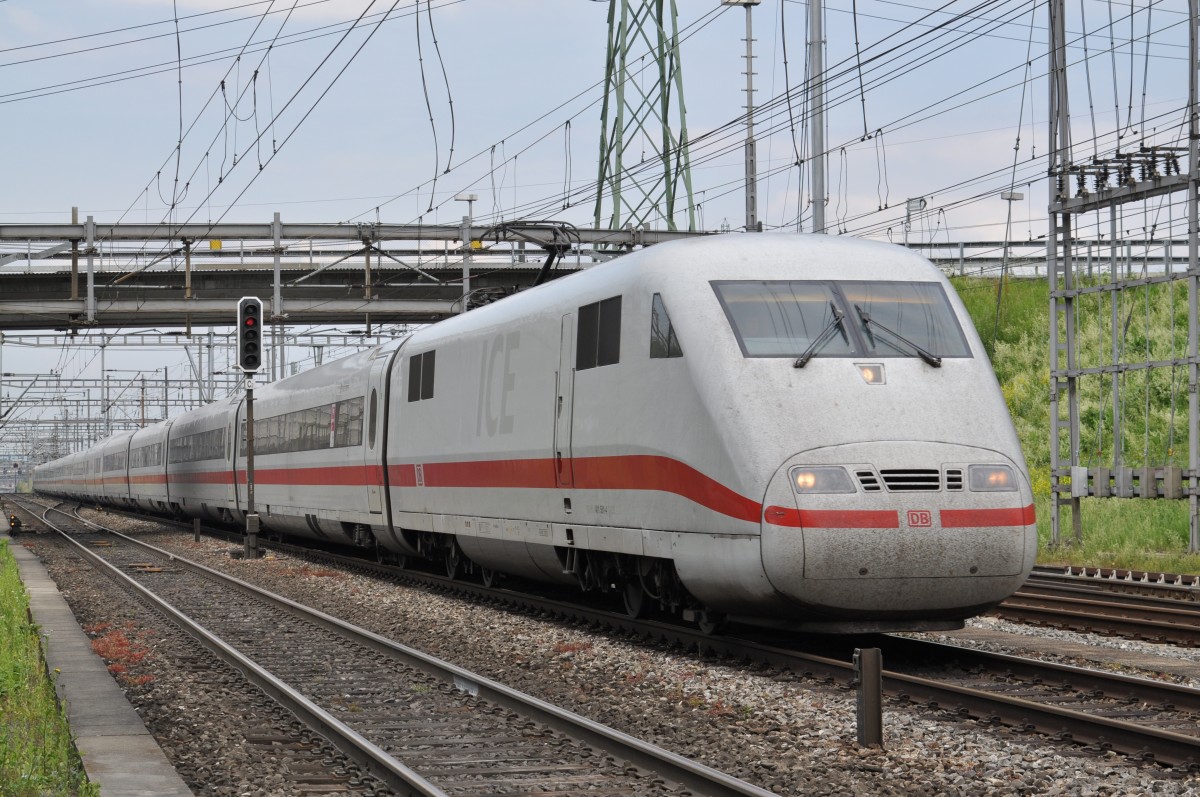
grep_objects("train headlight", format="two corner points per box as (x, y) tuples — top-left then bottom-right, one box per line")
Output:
(855, 363), (885, 384)
(791, 466), (855, 494)
(969, 464), (1017, 492)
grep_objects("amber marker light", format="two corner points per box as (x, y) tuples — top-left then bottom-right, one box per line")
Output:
(855, 363), (885, 384)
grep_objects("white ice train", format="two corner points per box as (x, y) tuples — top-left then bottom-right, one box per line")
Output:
(35, 234), (1036, 633)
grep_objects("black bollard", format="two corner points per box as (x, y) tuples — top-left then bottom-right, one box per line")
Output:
(853, 647), (883, 747)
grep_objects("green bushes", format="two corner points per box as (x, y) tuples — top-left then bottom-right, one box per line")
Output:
(0, 539), (97, 797)
(952, 276), (1200, 573)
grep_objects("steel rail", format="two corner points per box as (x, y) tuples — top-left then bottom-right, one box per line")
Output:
(51, 505), (780, 797)
(278, 542), (1200, 769)
(36, 506), (449, 797)
(997, 591), (1200, 647)
(244, 538), (1200, 769)
(62, 504), (1200, 770)
(1034, 565), (1200, 591)
(993, 568), (1200, 646)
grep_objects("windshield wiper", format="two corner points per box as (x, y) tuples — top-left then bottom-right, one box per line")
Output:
(854, 304), (942, 368)
(794, 301), (847, 368)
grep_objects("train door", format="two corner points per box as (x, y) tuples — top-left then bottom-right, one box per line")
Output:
(232, 397), (247, 516)
(365, 387), (383, 513)
(364, 348), (392, 516)
(555, 313), (576, 488)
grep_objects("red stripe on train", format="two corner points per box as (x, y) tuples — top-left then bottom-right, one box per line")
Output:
(764, 506), (901, 528)
(390, 455), (762, 523)
(245, 465), (385, 487)
(766, 505), (1035, 529)
(940, 504), (1036, 528)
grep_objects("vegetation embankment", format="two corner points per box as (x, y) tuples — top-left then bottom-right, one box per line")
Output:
(0, 537), (98, 797)
(952, 274), (1200, 574)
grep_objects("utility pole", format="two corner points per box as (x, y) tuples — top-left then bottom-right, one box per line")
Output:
(722, 0), (760, 232)
(808, 0), (826, 234)
(455, 193), (477, 313)
(1188, 0), (1199, 553)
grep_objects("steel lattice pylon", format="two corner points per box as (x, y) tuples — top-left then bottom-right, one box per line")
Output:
(1047, 0), (1200, 553)
(594, 0), (696, 233)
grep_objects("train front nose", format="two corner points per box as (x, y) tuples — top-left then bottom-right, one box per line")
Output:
(760, 442), (1036, 623)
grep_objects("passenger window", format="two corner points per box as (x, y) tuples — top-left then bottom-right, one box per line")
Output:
(421, 350), (435, 400)
(650, 293), (683, 358)
(408, 350), (436, 402)
(577, 296), (622, 371)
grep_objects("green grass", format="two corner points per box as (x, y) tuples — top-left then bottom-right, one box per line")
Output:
(952, 275), (1200, 574)
(0, 538), (99, 797)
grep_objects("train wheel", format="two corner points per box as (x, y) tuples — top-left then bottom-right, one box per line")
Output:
(444, 547), (462, 579)
(695, 610), (726, 636)
(480, 568), (498, 589)
(622, 580), (646, 618)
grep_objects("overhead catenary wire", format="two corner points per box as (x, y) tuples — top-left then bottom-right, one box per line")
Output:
(990, 0), (1038, 354)
(18, 0), (1180, 273)
(32, 0), (1152, 246)
(103, 1), (405, 285)
(415, 0), (442, 213)
(425, 0), (1039, 232)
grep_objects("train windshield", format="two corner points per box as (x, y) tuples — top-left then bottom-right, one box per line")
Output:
(713, 281), (858, 357)
(713, 280), (971, 360)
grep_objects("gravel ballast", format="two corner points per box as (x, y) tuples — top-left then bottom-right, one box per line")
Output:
(23, 516), (1200, 796)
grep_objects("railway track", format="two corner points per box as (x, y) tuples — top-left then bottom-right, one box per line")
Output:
(20, 499), (1200, 771)
(68, 501), (1200, 651)
(34, 501), (777, 797)
(148, 515), (1200, 770)
(995, 567), (1200, 647)
(216, 526), (1200, 769)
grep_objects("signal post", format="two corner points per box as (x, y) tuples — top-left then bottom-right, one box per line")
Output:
(237, 297), (264, 559)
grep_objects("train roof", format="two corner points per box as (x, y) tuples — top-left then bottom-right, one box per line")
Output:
(406, 233), (948, 347)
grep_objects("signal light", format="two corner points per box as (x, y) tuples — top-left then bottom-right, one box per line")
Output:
(237, 297), (264, 372)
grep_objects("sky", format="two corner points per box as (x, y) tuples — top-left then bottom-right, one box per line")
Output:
(0, 0), (1192, 452)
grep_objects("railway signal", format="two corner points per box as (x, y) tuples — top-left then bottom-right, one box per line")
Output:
(237, 297), (264, 373)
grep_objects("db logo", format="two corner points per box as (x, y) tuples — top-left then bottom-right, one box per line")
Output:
(907, 509), (933, 528)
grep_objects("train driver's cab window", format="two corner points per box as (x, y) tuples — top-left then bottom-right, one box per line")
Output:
(577, 296), (622, 370)
(714, 281), (857, 358)
(840, 282), (970, 359)
(713, 280), (970, 360)
(408, 350), (436, 402)
(650, 293), (683, 359)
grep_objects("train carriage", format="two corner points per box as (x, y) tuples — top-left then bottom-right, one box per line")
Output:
(96, 430), (135, 507)
(128, 420), (173, 515)
(32, 452), (82, 499)
(165, 398), (240, 523)
(383, 234), (1035, 630)
(79, 447), (105, 504)
(231, 345), (406, 553)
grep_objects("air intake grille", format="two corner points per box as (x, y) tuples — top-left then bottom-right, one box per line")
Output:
(855, 470), (882, 492)
(945, 469), (964, 491)
(880, 469), (941, 492)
